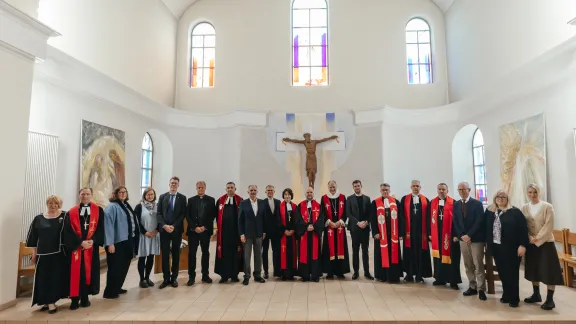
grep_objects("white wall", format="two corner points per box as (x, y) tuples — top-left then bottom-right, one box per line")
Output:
(37, 0), (177, 106)
(446, 0), (576, 101)
(175, 0), (449, 113)
(3, 0), (38, 17)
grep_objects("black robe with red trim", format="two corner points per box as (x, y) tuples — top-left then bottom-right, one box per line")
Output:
(370, 197), (404, 282)
(277, 201), (297, 279)
(428, 198), (462, 285)
(214, 195), (244, 279)
(295, 200), (324, 280)
(400, 194), (433, 280)
(62, 204), (105, 296)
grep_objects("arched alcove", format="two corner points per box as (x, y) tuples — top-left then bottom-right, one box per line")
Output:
(146, 128), (173, 190)
(451, 124), (478, 198)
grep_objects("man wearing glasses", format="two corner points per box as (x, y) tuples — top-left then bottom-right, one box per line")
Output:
(453, 182), (487, 301)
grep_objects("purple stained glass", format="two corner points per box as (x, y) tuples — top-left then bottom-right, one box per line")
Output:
(294, 36), (299, 67)
(321, 33), (327, 67)
(408, 58), (413, 84)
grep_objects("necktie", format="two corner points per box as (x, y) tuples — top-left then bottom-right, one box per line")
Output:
(168, 194), (175, 223)
(462, 200), (467, 218)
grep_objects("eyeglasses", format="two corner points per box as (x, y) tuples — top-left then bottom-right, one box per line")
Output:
(495, 196), (507, 199)
(118, 191), (127, 194)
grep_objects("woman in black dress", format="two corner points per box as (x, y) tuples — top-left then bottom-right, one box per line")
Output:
(278, 188), (298, 281)
(485, 190), (529, 308)
(26, 195), (68, 314)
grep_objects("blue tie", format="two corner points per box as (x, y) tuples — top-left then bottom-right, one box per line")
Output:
(168, 194), (175, 223)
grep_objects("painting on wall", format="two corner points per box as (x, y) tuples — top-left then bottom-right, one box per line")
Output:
(81, 120), (126, 207)
(500, 113), (546, 207)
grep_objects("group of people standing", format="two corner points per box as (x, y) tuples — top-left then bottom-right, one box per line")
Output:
(25, 177), (563, 314)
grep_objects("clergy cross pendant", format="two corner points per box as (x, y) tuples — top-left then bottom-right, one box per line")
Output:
(439, 212), (443, 221)
(413, 205), (418, 215)
(84, 220), (89, 230)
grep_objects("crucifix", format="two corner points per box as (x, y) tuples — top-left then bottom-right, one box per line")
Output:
(413, 204), (419, 215)
(83, 217), (89, 230)
(439, 210), (444, 221)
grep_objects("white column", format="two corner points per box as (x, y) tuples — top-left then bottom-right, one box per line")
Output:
(0, 0), (58, 309)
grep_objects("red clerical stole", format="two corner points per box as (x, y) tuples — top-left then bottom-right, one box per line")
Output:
(280, 201), (297, 270)
(403, 194), (429, 250)
(375, 197), (400, 267)
(216, 194), (242, 258)
(431, 196), (454, 264)
(322, 194), (345, 260)
(299, 200), (320, 264)
(69, 204), (99, 297)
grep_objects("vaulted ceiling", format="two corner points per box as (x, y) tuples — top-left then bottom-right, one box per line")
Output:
(161, 0), (456, 19)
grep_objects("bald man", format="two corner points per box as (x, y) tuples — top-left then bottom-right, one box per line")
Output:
(321, 180), (350, 279)
(238, 185), (267, 285)
(295, 187), (324, 282)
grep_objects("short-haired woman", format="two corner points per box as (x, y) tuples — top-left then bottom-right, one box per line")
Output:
(134, 187), (160, 288)
(521, 183), (564, 310)
(278, 188), (298, 281)
(485, 190), (529, 308)
(103, 186), (139, 299)
(26, 195), (68, 314)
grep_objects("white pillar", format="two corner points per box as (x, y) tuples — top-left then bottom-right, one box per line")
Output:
(0, 0), (58, 310)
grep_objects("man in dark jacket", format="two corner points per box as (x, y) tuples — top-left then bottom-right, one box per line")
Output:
(238, 185), (267, 285)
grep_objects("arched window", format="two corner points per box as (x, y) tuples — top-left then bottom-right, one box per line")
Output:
(141, 133), (153, 195)
(292, 0), (328, 86)
(406, 18), (432, 84)
(472, 128), (487, 204)
(190, 22), (215, 88)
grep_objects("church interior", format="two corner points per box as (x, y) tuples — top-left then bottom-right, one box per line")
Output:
(2, 0), (576, 322)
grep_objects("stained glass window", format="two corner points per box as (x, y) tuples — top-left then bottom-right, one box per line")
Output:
(141, 133), (153, 195)
(190, 22), (215, 88)
(406, 18), (433, 84)
(472, 128), (488, 204)
(292, 0), (328, 86)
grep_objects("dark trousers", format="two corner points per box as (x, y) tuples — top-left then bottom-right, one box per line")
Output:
(188, 232), (211, 278)
(137, 255), (154, 281)
(351, 229), (370, 274)
(71, 256), (89, 304)
(104, 240), (132, 297)
(160, 230), (182, 282)
(493, 244), (521, 303)
(262, 236), (270, 274)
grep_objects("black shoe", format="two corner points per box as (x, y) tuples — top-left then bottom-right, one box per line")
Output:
(171, 280), (179, 288)
(450, 284), (459, 290)
(463, 288), (478, 296)
(500, 298), (509, 304)
(80, 300), (91, 308)
(140, 280), (149, 288)
(69, 302), (79, 310)
(40, 305), (49, 311)
(312, 277), (320, 282)
(103, 294), (119, 299)
(146, 279), (155, 287)
(219, 278), (229, 284)
(242, 278), (249, 285)
(433, 280), (446, 286)
(254, 277), (266, 283)
(479, 290), (487, 301)
(524, 293), (542, 303)
(187, 278), (195, 286)
(416, 277), (424, 283)
(509, 302), (519, 308)
(202, 276), (213, 283)
(118, 289), (127, 294)
(365, 273), (374, 280)
(159, 281), (170, 289)
(376, 278), (386, 283)
(48, 307), (57, 314)
(231, 277), (240, 282)
(352, 273), (359, 280)
(404, 277), (414, 283)
(326, 274), (334, 279)
(541, 300), (555, 310)
(301, 277), (309, 282)
(336, 274), (345, 279)
(264, 273), (269, 279)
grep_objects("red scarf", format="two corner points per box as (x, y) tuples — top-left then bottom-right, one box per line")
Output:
(216, 194), (242, 258)
(280, 201), (297, 270)
(68, 204), (99, 297)
(403, 194), (429, 250)
(431, 196), (454, 264)
(299, 200), (320, 264)
(322, 194), (345, 260)
(375, 197), (400, 267)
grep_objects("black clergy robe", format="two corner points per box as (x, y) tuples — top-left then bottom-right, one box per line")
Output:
(370, 197), (404, 283)
(26, 212), (69, 306)
(63, 204), (105, 299)
(320, 194), (351, 276)
(428, 198), (462, 286)
(214, 195), (244, 280)
(400, 194), (433, 281)
(295, 200), (324, 281)
(277, 201), (298, 280)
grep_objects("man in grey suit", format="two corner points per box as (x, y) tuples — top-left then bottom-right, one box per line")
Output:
(346, 180), (374, 280)
(453, 182), (487, 301)
(238, 185), (267, 285)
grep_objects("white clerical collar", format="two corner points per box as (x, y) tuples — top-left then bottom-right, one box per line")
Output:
(81, 204), (91, 215)
(354, 193), (363, 197)
(438, 197), (446, 206)
(306, 200), (313, 208)
(383, 198), (390, 208)
(227, 196), (235, 204)
(327, 191), (340, 199)
(287, 203), (292, 211)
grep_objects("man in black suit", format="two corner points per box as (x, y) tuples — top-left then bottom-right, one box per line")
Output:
(186, 181), (216, 286)
(157, 176), (187, 289)
(453, 181), (487, 301)
(346, 180), (373, 280)
(263, 185), (281, 279)
(238, 185), (267, 285)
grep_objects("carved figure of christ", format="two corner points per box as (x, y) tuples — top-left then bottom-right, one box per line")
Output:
(282, 133), (339, 188)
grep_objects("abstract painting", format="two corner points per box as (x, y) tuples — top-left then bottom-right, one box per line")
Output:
(500, 114), (546, 207)
(81, 120), (126, 207)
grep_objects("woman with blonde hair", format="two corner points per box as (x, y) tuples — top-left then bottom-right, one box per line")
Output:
(134, 187), (160, 288)
(521, 183), (563, 310)
(485, 190), (529, 307)
(26, 195), (68, 313)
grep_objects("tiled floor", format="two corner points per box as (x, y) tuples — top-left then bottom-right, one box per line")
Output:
(2, 239), (576, 323)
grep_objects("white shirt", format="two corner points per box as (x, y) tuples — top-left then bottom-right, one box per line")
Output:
(287, 203), (293, 212)
(306, 200), (312, 209)
(529, 201), (543, 216)
(227, 196), (234, 205)
(81, 204), (90, 215)
(268, 198), (275, 213)
(169, 192), (178, 207)
(461, 197), (470, 204)
(412, 194), (419, 205)
(250, 198), (258, 215)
